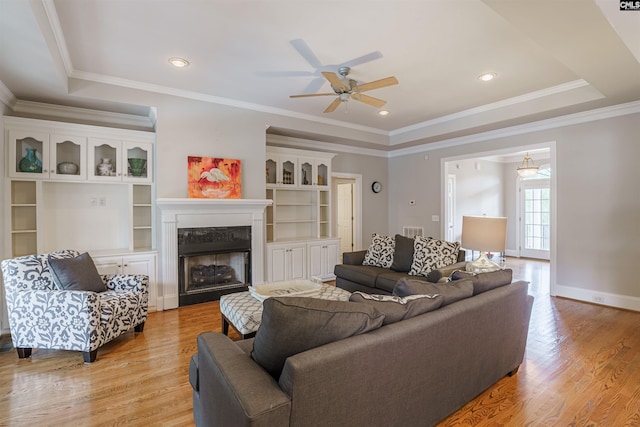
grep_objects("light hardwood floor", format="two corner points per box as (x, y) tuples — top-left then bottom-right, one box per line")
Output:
(1, 258), (640, 426)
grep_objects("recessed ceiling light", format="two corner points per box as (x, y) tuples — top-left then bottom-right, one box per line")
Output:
(169, 57), (190, 68)
(378, 110), (390, 116)
(478, 72), (496, 82)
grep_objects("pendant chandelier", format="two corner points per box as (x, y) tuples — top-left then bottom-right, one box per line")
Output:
(517, 153), (539, 178)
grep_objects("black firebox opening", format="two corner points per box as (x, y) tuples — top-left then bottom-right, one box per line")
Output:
(178, 226), (251, 306)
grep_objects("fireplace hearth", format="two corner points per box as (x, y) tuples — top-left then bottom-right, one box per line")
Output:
(178, 226), (251, 306)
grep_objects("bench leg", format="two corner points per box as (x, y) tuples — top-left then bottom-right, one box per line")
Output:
(222, 316), (230, 336)
(17, 347), (32, 359)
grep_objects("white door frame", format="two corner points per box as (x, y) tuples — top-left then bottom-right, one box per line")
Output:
(332, 172), (363, 251)
(517, 176), (551, 260)
(441, 141), (557, 296)
(446, 174), (456, 242)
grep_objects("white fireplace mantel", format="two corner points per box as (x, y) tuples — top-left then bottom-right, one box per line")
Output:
(156, 198), (272, 310)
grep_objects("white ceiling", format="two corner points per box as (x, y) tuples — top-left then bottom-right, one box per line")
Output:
(1, 0), (639, 148)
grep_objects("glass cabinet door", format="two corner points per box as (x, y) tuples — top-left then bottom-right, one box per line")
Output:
(49, 134), (86, 180)
(9, 131), (50, 178)
(300, 161), (313, 187)
(280, 156), (297, 187)
(316, 161), (329, 187)
(123, 141), (153, 183)
(88, 138), (122, 181)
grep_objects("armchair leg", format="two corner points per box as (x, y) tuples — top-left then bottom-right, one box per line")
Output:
(134, 322), (145, 333)
(83, 350), (98, 363)
(17, 347), (32, 359)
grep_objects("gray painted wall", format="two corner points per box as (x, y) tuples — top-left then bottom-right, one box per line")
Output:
(389, 112), (640, 304)
(332, 152), (388, 249)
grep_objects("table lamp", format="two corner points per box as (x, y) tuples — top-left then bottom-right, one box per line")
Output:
(461, 215), (507, 273)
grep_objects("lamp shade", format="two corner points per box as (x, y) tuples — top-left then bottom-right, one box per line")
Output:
(461, 216), (507, 252)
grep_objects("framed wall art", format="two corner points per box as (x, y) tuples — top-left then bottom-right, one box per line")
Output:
(187, 156), (242, 199)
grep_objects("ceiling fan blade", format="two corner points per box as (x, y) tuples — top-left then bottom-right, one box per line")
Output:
(341, 51), (383, 68)
(354, 94), (387, 108)
(355, 76), (399, 92)
(290, 39), (323, 69)
(321, 71), (349, 92)
(324, 97), (342, 113)
(290, 93), (336, 98)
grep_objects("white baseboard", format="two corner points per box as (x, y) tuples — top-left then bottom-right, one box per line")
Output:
(505, 249), (519, 257)
(555, 284), (640, 312)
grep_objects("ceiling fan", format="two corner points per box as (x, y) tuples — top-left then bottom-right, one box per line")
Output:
(290, 66), (398, 113)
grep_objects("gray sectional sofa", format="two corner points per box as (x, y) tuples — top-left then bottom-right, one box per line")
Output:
(335, 234), (467, 294)
(190, 271), (534, 427)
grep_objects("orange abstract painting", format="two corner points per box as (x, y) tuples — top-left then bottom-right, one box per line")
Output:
(187, 156), (242, 199)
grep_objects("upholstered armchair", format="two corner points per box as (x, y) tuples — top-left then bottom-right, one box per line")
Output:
(1, 249), (148, 363)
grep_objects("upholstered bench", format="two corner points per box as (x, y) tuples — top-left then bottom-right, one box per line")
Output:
(219, 283), (351, 338)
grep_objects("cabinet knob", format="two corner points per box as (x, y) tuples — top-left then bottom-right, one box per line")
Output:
(124, 264), (128, 267)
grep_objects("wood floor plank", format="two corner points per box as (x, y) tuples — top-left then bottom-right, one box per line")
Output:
(1, 259), (640, 426)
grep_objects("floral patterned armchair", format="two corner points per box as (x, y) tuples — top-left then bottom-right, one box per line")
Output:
(1, 250), (148, 363)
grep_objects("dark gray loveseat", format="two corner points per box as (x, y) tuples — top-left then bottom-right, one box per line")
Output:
(335, 247), (466, 295)
(190, 275), (534, 427)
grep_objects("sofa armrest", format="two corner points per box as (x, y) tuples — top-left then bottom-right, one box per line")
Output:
(426, 261), (467, 283)
(103, 274), (148, 293)
(195, 332), (291, 427)
(342, 250), (367, 265)
(5, 289), (100, 351)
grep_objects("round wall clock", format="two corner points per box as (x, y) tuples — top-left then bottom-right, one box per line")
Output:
(371, 181), (382, 193)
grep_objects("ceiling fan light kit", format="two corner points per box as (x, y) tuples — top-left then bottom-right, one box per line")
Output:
(290, 66), (398, 113)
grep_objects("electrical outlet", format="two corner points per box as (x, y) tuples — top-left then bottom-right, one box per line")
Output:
(90, 197), (97, 207)
(99, 196), (106, 207)
(431, 215), (440, 222)
(592, 295), (605, 304)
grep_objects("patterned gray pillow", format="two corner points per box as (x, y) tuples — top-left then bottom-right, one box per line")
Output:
(409, 236), (460, 277)
(349, 291), (443, 325)
(362, 234), (396, 268)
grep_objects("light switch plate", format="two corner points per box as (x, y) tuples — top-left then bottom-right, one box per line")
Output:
(431, 215), (439, 222)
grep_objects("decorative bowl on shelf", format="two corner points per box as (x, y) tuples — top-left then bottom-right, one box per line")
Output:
(57, 161), (79, 175)
(128, 158), (146, 176)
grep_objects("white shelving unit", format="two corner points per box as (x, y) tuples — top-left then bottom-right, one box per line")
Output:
(264, 147), (339, 282)
(4, 116), (158, 310)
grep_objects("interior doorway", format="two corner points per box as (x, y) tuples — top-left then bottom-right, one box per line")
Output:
(518, 166), (551, 260)
(332, 173), (362, 256)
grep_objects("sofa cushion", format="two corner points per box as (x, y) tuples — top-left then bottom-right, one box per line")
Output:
(409, 236), (460, 277)
(362, 234), (395, 268)
(393, 277), (473, 306)
(251, 297), (385, 379)
(376, 270), (427, 294)
(349, 291), (443, 325)
(48, 252), (106, 293)
(334, 264), (389, 288)
(390, 234), (414, 272)
(449, 269), (513, 295)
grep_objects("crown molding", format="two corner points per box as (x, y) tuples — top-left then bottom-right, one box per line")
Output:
(0, 79), (17, 109)
(70, 69), (389, 137)
(388, 100), (640, 158)
(266, 134), (389, 158)
(42, 0), (74, 75)
(389, 79), (591, 139)
(11, 100), (155, 130)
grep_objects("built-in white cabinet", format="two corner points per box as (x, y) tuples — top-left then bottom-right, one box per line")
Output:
(4, 116), (156, 259)
(92, 251), (157, 310)
(266, 242), (307, 282)
(8, 131), (88, 180)
(264, 147), (338, 283)
(265, 152), (298, 188)
(88, 138), (153, 183)
(307, 238), (340, 281)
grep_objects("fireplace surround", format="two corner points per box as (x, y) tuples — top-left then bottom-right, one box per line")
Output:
(157, 198), (272, 310)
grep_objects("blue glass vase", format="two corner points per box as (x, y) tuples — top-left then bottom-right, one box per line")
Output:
(18, 148), (43, 173)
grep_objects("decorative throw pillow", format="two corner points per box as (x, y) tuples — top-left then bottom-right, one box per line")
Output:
(449, 269), (513, 295)
(409, 236), (460, 277)
(349, 291), (443, 325)
(390, 234), (415, 272)
(251, 297), (385, 379)
(362, 234), (395, 268)
(393, 277), (473, 306)
(48, 252), (106, 293)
